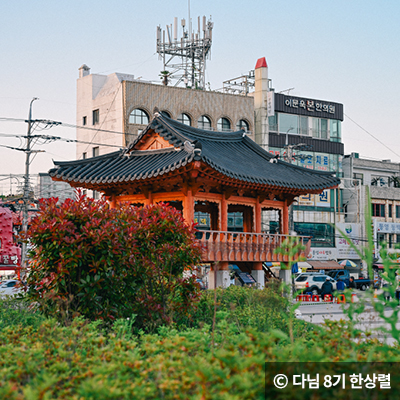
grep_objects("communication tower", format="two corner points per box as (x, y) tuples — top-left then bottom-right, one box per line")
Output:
(156, 15), (213, 90)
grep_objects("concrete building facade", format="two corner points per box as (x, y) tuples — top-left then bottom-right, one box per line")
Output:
(76, 64), (254, 161)
(35, 173), (76, 203)
(343, 153), (400, 260)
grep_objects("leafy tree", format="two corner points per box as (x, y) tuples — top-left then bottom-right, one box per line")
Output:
(25, 195), (202, 329)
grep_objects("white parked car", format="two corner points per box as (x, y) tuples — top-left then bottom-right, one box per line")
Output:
(294, 274), (338, 295)
(0, 279), (24, 297)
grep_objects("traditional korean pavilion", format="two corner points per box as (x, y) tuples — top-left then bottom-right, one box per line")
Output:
(49, 111), (340, 288)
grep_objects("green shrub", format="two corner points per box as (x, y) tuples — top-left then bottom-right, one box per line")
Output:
(0, 297), (46, 330)
(0, 313), (399, 400)
(178, 285), (315, 341)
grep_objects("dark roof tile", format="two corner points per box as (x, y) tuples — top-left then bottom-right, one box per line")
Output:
(49, 113), (340, 191)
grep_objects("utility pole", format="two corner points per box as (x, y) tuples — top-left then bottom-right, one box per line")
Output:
(21, 97), (38, 272)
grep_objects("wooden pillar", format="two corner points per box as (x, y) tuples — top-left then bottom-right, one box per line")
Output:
(183, 189), (194, 224)
(243, 207), (253, 232)
(109, 194), (116, 209)
(255, 197), (262, 234)
(282, 201), (289, 234)
(145, 191), (153, 206)
(221, 193), (228, 231)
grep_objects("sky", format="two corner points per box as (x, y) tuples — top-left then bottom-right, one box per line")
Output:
(1, 0), (399, 194)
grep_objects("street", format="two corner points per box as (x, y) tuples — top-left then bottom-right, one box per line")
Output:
(295, 290), (400, 345)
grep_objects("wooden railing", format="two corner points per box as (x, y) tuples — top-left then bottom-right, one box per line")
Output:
(196, 230), (310, 263)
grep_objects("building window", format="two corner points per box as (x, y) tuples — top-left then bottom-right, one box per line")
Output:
(299, 116), (308, 136)
(321, 119), (328, 139)
(236, 119), (249, 132)
(93, 191), (99, 200)
(129, 108), (149, 125)
(83, 116), (87, 126)
(217, 117), (231, 132)
(161, 111), (171, 118)
(92, 147), (99, 158)
(228, 212), (244, 232)
(396, 205), (400, 218)
(197, 115), (211, 130)
(312, 118), (320, 138)
(82, 152), (87, 160)
(194, 212), (210, 229)
(372, 203), (385, 217)
(279, 113), (298, 135)
(371, 176), (387, 187)
(389, 176), (400, 188)
(268, 115), (278, 132)
(92, 109), (99, 125)
(353, 173), (363, 186)
(177, 113), (191, 126)
(293, 222), (335, 247)
(330, 120), (341, 142)
(389, 204), (393, 218)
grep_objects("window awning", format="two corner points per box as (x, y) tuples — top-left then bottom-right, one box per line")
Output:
(307, 260), (344, 270)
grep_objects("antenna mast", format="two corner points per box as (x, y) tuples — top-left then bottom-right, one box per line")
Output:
(156, 13), (213, 90)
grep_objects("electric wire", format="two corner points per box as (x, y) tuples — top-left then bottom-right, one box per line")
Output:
(345, 113), (400, 160)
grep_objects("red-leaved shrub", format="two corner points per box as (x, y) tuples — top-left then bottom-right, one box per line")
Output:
(25, 195), (202, 330)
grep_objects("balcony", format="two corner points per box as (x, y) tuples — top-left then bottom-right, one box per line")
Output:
(196, 230), (310, 263)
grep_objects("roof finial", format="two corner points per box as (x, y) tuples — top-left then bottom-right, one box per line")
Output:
(153, 107), (160, 117)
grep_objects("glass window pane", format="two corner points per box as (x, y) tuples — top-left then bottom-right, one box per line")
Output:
(217, 117), (231, 132)
(312, 118), (320, 138)
(129, 109), (149, 125)
(278, 114), (298, 134)
(321, 119), (328, 139)
(177, 113), (191, 126)
(268, 115), (277, 132)
(197, 115), (211, 130)
(236, 119), (249, 132)
(299, 116), (308, 135)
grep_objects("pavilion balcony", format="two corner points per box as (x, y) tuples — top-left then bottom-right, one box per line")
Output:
(196, 230), (310, 263)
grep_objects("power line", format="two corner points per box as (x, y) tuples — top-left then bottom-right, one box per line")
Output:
(0, 131), (121, 149)
(345, 113), (400, 159)
(0, 116), (127, 136)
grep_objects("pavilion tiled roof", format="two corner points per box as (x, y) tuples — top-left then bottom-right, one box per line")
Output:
(49, 113), (340, 192)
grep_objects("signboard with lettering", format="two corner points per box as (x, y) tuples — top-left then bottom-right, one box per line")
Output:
(267, 91), (275, 117)
(297, 193), (314, 206)
(315, 190), (331, 208)
(374, 220), (400, 234)
(315, 153), (329, 171)
(274, 93), (344, 121)
(0, 255), (19, 265)
(336, 223), (361, 260)
(295, 189), (331, 208)
(308, 247), (337, 261)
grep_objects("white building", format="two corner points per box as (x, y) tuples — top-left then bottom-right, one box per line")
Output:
(342, 153), (400, 260)
(35, 173), (76, 203)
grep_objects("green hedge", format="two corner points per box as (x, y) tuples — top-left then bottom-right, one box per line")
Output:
(1, 287), (399, 399)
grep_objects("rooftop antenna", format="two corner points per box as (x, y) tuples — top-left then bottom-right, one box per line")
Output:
(156, 7), (213, 90)
(278, 88), (295, 95)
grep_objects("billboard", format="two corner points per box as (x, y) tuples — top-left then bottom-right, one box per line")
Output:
(274, 93), (344, 121)
(336, 223), (361, 260)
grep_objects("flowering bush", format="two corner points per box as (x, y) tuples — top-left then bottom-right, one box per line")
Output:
(25, 195), (202, 329)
